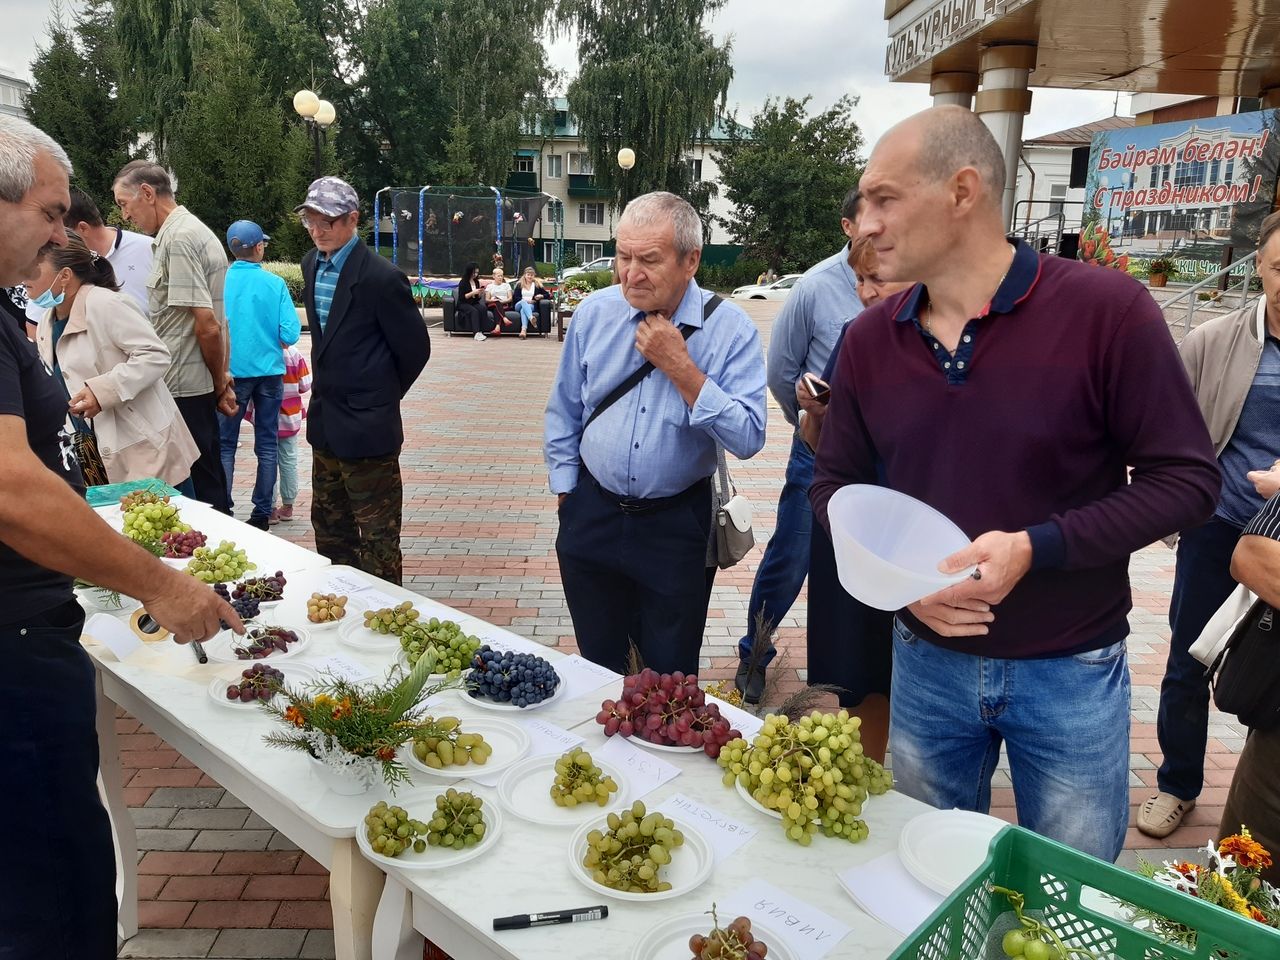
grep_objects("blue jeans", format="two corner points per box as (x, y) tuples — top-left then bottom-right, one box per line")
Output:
(218, 375), (283, 521)
(889, 619), (1131, 862)
(1157, 518), (1242, 801)
(518, 299), (537, 331)
(738, 435), (814, 662)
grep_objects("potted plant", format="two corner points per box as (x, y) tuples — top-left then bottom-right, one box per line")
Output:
(263, 649), (464, 793)
(1148, 257), (1178, 288)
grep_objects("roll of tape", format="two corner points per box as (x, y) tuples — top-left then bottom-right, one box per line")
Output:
(130, 607), (172, 643)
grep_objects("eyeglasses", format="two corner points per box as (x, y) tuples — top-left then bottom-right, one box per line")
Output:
(300, 213), (345, 230)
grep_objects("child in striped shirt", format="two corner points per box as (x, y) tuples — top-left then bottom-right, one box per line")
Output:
(271, 344), (311, 523)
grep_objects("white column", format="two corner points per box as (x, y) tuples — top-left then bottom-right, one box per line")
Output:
(976, 44), (1036, 229)
(930, 72), (978, 109)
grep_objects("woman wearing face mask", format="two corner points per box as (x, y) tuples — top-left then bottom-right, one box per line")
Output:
(24, 231), (198, 485)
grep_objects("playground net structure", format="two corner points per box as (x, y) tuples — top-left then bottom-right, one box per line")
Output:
(374, 186), (563, 281)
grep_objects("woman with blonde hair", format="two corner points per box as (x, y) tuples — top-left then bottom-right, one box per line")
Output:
(24, 231), (197, 485)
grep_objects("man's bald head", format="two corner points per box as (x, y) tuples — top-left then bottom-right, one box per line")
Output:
(885, 105), (1006, 209)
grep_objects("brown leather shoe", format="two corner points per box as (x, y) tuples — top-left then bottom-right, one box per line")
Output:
(1136, 792), (1196, 839)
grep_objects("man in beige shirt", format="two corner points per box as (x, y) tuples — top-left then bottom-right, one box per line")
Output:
(113, 161), (232, 511)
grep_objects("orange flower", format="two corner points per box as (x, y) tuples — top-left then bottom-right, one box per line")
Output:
(376, 746), (396, 761)
(1219, 832), (1273, 871)
(1173, 861), (1201, 879)
(1250, 906), (1268, 923)
(331, 697), (353, 720)
(284, 705), (306, 728)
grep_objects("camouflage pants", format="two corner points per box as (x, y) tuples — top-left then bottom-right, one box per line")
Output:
(311, 448), (404, 584)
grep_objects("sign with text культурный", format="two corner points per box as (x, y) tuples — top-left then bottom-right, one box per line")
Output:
(884, 0), (1033, 79)
(1079, 108), (1280, 268)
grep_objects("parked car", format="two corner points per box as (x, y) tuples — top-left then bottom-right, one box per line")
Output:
(561, 256), (615, 280)
(731, 274), (804, 301)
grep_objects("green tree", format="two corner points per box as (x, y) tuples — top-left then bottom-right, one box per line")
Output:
(25, 1), (136, 202)
(714, 96), (864, 271)
(555, 0), (733, 211)
(167, 0), (314, 258)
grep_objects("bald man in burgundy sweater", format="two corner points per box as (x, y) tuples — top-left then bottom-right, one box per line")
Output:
(809, 107), (1220, 863)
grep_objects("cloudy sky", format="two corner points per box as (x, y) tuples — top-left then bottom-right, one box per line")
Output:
(4, 0), (1129, 147)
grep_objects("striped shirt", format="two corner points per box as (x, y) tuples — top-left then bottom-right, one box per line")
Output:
(1244, 492), (1280, 541)
(312, 233), (360, 332)
(279, 345), (311, 439)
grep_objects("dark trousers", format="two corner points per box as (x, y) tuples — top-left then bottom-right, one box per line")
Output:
(1157, 517), (1243, 800)
(0, 601), (116, 959)
(557, 473), (713, 675)
(174, 391), (230, 512)
(456, 300), (486, 333)
(1220, 727), (1280, 886)
(312, 447), (404, 584)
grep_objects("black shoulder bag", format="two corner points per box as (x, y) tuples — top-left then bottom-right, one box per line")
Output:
(1209, 598), (1280, 730)
(583, 295), (721, 431)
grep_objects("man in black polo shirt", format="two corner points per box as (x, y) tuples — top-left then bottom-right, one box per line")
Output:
(0, 115), (239, 959)
(810, 106), (1221, 862)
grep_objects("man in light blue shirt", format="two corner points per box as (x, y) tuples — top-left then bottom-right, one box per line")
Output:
(735, 189), (862, 702)
(218, 219), (300, 528)
(546, 192), (766, 675)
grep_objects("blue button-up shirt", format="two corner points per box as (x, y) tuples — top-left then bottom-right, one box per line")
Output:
(313, 233), (360, 332)
(545, 280), (767, 498)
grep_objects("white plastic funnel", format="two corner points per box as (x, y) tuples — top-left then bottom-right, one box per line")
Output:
(827, 485), (975, 611)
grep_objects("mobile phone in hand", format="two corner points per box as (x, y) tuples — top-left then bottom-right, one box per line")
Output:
(803, 373), (831, 404)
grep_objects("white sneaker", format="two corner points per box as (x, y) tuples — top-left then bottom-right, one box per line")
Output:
(474, 332), (486, 341)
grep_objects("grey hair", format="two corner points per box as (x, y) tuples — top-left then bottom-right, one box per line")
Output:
(0, 115), (72, 203)
(914, 105), (1006, 204)
(619, 191), (703, 256)
(113, 159), (175, 197)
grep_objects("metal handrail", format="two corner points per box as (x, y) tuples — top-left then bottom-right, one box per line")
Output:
(1160, 251), (1258, 336)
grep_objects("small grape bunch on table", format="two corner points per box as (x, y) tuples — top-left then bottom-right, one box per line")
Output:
(307, 593), (348, 624)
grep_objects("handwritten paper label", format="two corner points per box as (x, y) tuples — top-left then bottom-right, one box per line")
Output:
(837, 851), (942, 936)
(706, 693), (764, 739)
(356, 589), (403, 612)
(309, 655), (376, 683)
(322, 570), (373, 597)
(557, 654), (622, 702)
(656, 793), (757, 864)
(85, 612), (143, 661)
(596, 736), (681, 800)
(470, 718), (584, 787)
(721, 878), (851, 960)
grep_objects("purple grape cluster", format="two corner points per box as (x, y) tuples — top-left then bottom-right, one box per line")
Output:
(213, 583), (260, 628)
(233, 627), (299, 660)
(225, 663), (286, 702)
(161, 529), (206, 558)
(233, 572), (287, 602)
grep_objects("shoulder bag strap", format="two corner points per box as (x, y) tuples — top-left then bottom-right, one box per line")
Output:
(584, 294), (722, 431)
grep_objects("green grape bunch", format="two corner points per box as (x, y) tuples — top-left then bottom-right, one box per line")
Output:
(583, 801), (684, 893)
(122, 499), (191, 546)
(411, 716), (493, 768)
(550, 747), (619, 808)
(399, 618), (481, 673)
(184, 540), (255, 584)
(364, 801), (429, 857)
(363, 601), (421, 636)
(717, 709), (892, 846)
(426, 789), (488, 849)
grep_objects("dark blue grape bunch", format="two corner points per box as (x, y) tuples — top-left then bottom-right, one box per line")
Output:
(466, 645), (560, 708)
(213, 582), (260, 629)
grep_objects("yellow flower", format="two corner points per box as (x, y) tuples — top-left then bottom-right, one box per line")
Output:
(314, 694), (334, 708)
(1219, 831), (1274, 871)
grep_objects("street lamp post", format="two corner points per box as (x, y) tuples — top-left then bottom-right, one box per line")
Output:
(293, 89), (335, 180)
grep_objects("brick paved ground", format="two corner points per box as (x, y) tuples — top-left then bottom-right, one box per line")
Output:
(117, 300), (1245, 958)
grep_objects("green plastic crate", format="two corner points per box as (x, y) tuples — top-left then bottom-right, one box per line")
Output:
(85, 477), (181, 508)
(889, 826), (1280, 960)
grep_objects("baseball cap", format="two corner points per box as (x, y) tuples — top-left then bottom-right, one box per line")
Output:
(226, 220), (269, 254)
(294, 177), (359, 218)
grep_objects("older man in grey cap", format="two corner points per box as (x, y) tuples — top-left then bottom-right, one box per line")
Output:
(297, 176), (430, 583)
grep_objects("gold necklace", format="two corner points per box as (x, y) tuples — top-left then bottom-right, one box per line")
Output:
(923, 243), (1016, 344)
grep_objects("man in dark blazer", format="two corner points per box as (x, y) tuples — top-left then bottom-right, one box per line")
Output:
(297, 177), (430, 583)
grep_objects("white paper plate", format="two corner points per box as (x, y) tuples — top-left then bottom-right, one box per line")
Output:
(207, 662), (319, 711)
(401, 717), (530, 780)
(629, 912), (798, 960)
(567, 814), (713, 902)
(337, 617), (403, 652)
(160, 555), (192, 569)
(496, 754), (628, 827)
(461, 675), (566, 712)
(628, 733), (702, 754)
(205, 625), (312, 663)
(898, 809), (1007, 896)
(356, 794), (503, 870)
(733, 778), (821, 826)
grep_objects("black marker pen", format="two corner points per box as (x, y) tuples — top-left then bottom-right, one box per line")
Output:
(493, 905), (608, 931)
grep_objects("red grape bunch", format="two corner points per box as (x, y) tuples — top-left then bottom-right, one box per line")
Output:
(233, 627), (299, 660)
(232, 572), (287, 603)
(596, 668), (741, 758)
(225, 664), (286, 703)
(161, 529), (207, 559)
(689, 909), (769, 959)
